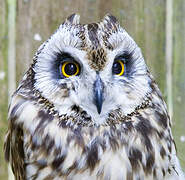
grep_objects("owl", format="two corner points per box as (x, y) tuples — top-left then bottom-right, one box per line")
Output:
(4, 14), (184, 180)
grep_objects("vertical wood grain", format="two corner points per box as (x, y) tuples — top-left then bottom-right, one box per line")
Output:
(165, 0), (173, 118)
(7, 0), (16, 179)
(172, 0), (185, 170)
(0, 0), (8, 179)
(8, 0), (16, 100)
(142, 0), (166, 95)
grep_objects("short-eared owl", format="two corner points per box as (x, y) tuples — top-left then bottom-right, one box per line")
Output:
(4, 14), (184, 180)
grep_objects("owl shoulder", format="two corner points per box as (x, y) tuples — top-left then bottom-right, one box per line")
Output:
(4, 94), (27, 179)
(4, 93), (45, 179)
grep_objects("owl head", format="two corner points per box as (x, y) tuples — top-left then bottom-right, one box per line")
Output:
(23, 14), (152, 125)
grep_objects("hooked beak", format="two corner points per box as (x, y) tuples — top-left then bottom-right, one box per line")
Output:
(93, 73), (104, 114)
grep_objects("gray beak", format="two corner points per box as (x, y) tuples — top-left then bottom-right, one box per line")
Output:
(93, 73), (104, 114)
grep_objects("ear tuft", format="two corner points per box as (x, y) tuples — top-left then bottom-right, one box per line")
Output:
(102, 13), (118, 24)
(100, 13), (120, 32)
(64, 13), (80, 25)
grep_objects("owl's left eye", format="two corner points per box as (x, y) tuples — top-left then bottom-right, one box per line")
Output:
(112, 60), (125, 76)
(60, 61), (80, 78)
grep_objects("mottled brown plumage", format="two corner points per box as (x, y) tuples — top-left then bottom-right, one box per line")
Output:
(4, 14), (184, 180)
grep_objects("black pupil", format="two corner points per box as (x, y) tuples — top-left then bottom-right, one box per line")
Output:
(112, 61), (122, 74)
(64, 63), (77, 75)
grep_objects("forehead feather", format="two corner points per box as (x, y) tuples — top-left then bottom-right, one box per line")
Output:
(52, 14), (134, 71)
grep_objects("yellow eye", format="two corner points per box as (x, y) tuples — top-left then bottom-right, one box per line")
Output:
(112, 60), (125, 76)
(61, 61), (80, 78)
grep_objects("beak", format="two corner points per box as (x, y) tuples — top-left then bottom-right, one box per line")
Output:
(93, 73), (104, 114)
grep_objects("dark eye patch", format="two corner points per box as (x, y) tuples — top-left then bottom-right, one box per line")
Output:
(115, 52), (131, 62)
(114, 52), (133, 77)
(50, 52), (77, 80)
(57, 52), (75, 63)
(55, 52), (81, 79)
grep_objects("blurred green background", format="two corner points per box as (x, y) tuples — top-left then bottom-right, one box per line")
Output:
(0, 0), (184, 179)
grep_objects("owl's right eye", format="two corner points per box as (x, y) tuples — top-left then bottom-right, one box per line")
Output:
(60, 61), (80, 78)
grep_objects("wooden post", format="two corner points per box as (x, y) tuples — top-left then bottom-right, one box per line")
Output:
(165, 0), (173, 118)
(0, 0), (8, 179)
(7, 0), (16, 179)
(8, 0), (16, 98)
(172, 0), (185, 170)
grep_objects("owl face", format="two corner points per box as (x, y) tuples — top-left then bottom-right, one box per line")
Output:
(33, 14), (152, 124)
